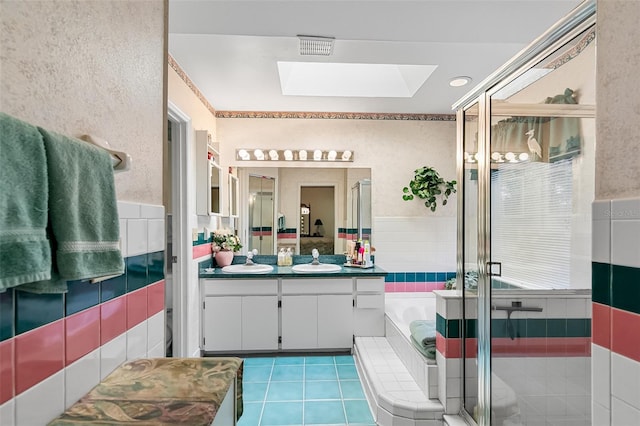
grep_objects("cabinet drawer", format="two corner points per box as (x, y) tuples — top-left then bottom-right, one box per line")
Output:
(202, 279), (278, 295)
(282, 278), (352, 294)
(356, 278), (384, 293)
(356, 294), (384, 309)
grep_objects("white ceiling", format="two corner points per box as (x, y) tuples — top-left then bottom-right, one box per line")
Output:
(168, 0), (583, 115)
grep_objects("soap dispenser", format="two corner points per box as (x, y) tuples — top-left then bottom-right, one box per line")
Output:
(285, 248), (293, 266)
(278, 248), (285, 266)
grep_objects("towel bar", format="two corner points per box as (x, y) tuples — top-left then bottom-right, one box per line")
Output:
(80, 134), (131, 172)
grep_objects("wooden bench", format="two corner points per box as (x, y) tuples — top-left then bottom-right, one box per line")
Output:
(48, 357), (243, 425)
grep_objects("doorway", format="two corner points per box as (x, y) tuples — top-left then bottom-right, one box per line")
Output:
(299, 186), (335, 255)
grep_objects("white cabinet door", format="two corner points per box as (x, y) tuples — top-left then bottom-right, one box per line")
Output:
(203, 296), (241, 351)
(318, 295), (353, 349)
(281, 295), (318, 349)
(242, 296), (279, 351)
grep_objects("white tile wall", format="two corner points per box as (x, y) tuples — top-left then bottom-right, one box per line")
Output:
(140, 203), (164, 219)
(127, 219), (148, 256)
(592, 200), (611, 264)
(611, 397), (640, 426)
(611, 353), (640, 410)
(119, 219), (128, 257)
(15, 370), (65, 426)
(593, 197), (640, 424)
(374, 217), (456, 272)
(100, 332), (127, 380)
(117, 201), (141, 219)
(126, 320), (148, 360)
(148, 342), (165, 358)
(65, 348), (101, 408)
(0, 399), (14, 426)
(147, 219), (166, 253)
(147, 311), (165, 352)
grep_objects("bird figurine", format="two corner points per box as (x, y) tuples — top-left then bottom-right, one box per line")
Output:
(525, 129), (542, 159)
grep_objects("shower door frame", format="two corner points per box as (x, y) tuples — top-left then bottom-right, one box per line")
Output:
(455, 2), (596, 424)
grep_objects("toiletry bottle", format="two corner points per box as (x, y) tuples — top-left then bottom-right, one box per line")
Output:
(354, 240), (361, 265)
(285, 248), (292, 266)
(278, 248), (285, 266)
(364, 240), (371, 266)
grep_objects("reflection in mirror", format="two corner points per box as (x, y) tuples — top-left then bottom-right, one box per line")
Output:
(229, 174), (239, 217)
(300, 186), (335, 255)
(240, 167), (371, 254)
(248, 175), (275, 254)
(210, 162), (221, 215)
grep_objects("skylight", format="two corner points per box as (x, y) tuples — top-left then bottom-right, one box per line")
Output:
(277, 61), (437, 98)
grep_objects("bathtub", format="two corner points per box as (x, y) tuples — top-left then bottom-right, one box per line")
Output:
(384, 292), (439, 398)
(385, 292), (437, 339)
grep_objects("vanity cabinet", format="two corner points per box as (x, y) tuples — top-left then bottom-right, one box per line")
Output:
(202, 279), (279, 352)
(354, 277), (385, 337)
(196, 130), (222, 216)
(281, 278), (353, 350)
(201, 274), (385, 353)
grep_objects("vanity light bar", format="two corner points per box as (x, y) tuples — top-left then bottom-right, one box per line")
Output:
(236, 149), (354, 162)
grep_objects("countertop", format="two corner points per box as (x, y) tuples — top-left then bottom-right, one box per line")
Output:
(199, 264), (387, 279)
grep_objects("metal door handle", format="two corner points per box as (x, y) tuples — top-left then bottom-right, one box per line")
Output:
(487, 261), (502, 276)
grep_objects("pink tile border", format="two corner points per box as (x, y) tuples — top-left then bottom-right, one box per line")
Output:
(192, 243), (212, 259)
(0, 338), (14, 404)
(147, 280), (165, 316)
(611, 308), (640, 363)
(100, 296), (127, 345)
(592, 302), (611, 349)
(65, 306), (101, 365)
(127, 287), (148, 329)
(15, 319), (64, 395)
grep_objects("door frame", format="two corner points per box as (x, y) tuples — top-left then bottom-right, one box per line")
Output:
(167, 101), (191, 357)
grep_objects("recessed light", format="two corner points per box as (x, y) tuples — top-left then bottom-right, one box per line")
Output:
(449, 76), (472, 87)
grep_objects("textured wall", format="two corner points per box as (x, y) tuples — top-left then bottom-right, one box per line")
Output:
(595, 0), (640, 200)
(0, 0), (165, 204)
(217, 118), (458, 219)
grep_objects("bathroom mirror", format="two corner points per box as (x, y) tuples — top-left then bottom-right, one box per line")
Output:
(210, 161), (222, 215)
(229, 174), (239, 217)
(240, 167), (371, 254)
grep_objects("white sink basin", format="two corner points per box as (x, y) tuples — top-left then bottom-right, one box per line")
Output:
(291, 263), (342, 273)
(221, 264), (274, 274)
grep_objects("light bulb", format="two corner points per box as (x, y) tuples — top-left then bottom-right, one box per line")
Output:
(254, 149), (264, 160)
(269, 149), (279, 160)
(284, 150), (293, 161)
(328, 150), (337, 161)
(342, 150), (352, 161)
(299, 150), (307, 160)
(491, 152), (501, 161)
(313, 149), (322, 161)
(238, 149), (249, 160)
(505, 152), (516, 162)
(518, 152), (529, 161)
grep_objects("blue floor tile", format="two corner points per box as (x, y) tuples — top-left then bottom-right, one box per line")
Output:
(305, 380), (341, 400)
(244, 366), (273, 383)
(305, 364), (337, 381)
(334, 355), (355, 365)
(261, 401), (303, 425)
(237, 401), (263, 426)
(339, 380), (366, 399)
(304, 400), (346, 425)
(245, 357), (276, 367)
(266, 381), (304, 401)
(344, 400), (376, 424)
(337, 364), (359, 380)
(305, 355), (335, 365)
(275, 356), (305, 365)
(243, 382), (269, 402)
(271, 365), (304, 381)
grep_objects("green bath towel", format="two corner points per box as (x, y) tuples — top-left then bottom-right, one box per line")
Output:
(17, 127), (124, 293)
(409, 319), (437, 346)
(0, 113), (52, 291)
(411, 335), (436, 360)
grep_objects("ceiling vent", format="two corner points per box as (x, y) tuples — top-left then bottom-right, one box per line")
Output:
(298, 35), (334, 56)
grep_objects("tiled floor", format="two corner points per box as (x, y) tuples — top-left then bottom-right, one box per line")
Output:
(239, 355), (376, 426)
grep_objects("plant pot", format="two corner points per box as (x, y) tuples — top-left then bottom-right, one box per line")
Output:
(215, 250), (234, 267)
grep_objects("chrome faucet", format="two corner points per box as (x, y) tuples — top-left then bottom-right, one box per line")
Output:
(311, 248), (320, 265)
(245, 249), (258, 265)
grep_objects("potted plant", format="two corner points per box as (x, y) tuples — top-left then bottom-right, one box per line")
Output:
(402, 166), (456, 212)
(211, 229), (242, 267)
